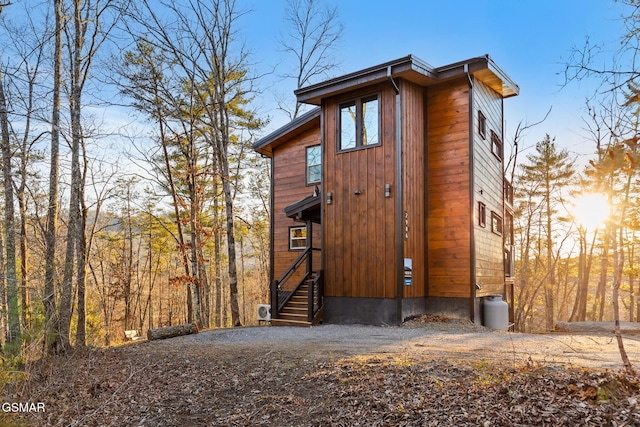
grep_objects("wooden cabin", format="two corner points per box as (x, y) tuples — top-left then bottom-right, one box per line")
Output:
(254, 54), (518, 326)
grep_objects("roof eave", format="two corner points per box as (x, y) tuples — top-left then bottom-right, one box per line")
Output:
(295, 55), (438, 105)
(435, 55), (520, 98)
(252, 107), (321, 156)
(295, 54), (519, 105)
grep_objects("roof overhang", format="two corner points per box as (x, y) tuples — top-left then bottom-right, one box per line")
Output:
(295, 54), (519, 106)
(284, 193), (321, 224)
(252, 107), (321, 156)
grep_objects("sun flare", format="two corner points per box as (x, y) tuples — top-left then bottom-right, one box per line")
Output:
(573, 193), (610, 229)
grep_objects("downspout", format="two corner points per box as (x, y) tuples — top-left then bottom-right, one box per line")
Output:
(269, 151), (277, 318)
(319, 104), (325, 292)
(465, 64), (477, 323)
(389, 66), (404, 325)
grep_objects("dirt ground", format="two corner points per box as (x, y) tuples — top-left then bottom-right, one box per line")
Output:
(6, 317), (640, 426)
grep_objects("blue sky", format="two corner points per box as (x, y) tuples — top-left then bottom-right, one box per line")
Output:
(243, 0), (628, 163)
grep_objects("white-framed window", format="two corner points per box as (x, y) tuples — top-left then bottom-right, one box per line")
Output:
(289, 226), (307, 250)
(306, 145), (321, 184)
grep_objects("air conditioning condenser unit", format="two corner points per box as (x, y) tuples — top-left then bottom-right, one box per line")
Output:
(257, 304), (271, 321)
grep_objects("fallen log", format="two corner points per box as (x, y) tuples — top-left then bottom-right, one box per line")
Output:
(147, 323), (198, 341)
(555, 321), (640, 335)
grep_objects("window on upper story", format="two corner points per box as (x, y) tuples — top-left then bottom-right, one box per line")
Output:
(289, 226), (307, 251)
(505, 212), (514, 246)
(478, 111), (486, 139)
(491, 211), (503, 236)
(491, 130), (503, 160)
(306, 145), (321, 184)
(478, 202), (487, 227)
(339, 94), (380, 151)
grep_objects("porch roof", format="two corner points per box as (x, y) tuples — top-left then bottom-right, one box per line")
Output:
(284, 191), (321, 224)
(294, 54), (519, 105)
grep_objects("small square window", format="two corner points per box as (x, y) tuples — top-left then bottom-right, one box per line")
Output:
(478, 202), (486, 227)
(491, 131), (503, 160)
(478, 111), (486, 139)
(289, 226), (307, 251)
(491, 212), (503, 236)
(306, 145), (321, 184)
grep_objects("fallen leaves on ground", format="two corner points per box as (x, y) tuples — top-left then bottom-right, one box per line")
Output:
(4, 335), (639, 427)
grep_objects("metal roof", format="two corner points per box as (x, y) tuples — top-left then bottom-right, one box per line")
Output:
(252, 107), (321, 156)
(295, 54), (519, 105)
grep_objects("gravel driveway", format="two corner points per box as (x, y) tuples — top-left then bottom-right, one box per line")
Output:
(175, 321), (640, 370)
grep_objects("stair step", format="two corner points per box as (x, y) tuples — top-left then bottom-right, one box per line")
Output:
(280, 307), (307, 315)
(287, 301), (307, 307)
(271, 318), (311, 327)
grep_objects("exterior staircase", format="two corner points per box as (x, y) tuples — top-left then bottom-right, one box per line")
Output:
(271, 279), (324, 327)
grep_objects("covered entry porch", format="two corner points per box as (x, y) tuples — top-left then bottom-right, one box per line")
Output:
(270, 191), (323, 326)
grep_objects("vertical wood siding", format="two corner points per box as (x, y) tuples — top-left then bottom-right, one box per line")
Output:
(473, 80), (506, 296)
(324, 84), (397, 299)
(272, 128), (322, 282)
(401, 80), (427, 298)
(426, 79), (472, 298)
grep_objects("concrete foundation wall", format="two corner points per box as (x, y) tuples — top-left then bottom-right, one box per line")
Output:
(323, 296), (476, 325)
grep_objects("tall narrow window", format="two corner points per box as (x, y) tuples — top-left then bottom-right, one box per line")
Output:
(339, 94), (380, 151)
(289, 226), (307, 250)
(362, 96), (379, 146)
(478, 202), (486, 227)
(306, 145), (321, 184)
(491, 130), (503, 160)
(478, 111), (486, 139)
(504, 212), (514, 246)
(340, 102), (357, 150)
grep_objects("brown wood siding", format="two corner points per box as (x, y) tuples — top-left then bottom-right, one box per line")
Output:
(272, 127), (322, 284)
(427, 79), (472, 298)
(401, 80), (426, 298)
(324, 83), (397, 299)
(473, 79), (506, 296)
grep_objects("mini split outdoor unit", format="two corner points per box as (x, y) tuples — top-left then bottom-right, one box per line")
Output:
(257, 304), (271, 321)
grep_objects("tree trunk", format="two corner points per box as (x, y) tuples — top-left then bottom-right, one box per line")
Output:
(214, 181), (222, 328)
(0, 232), (6, 342)
(544, 186), (555, 331)
(221, 153), (241, 327)
(613, 228), (635, 375)
(75, 147), (89, 348)
(593, 233), (609, 321)
(44, 0), (62, 353)
(58, 0), (85, 352)
(0, 65), (20, 345)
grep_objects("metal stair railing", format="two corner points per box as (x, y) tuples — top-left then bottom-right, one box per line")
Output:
(271, 247), (321, 319)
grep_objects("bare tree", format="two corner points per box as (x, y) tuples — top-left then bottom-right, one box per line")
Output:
(43, 0), (63, 354)
(56, 0), (128, 352)
(127, 0), (263, 327)
(278, 0), (342, 119)
(0, 63), (19, 346)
